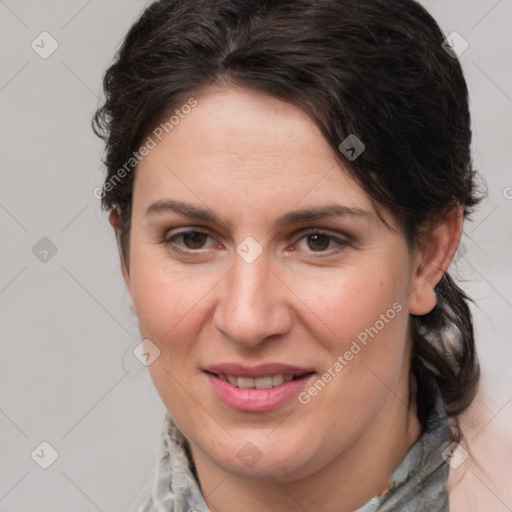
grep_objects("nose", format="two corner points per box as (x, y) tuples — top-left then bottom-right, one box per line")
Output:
(213, 254), (292, 348)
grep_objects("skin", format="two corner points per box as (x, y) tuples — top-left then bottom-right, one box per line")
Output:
(110, 86), (463, 512)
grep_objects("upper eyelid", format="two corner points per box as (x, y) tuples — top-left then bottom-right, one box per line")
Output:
(165, 226), (211, 236)
(164, 227), (216, 244)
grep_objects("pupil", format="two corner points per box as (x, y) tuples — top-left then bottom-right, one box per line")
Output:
(184, 232), (207, 249)
(308, 234), (329, 251)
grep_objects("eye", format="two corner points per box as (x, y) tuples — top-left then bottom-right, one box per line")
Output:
(293, 230), (349, 254)
(161, 229), (215, 253)
(161, 228), (349, 257)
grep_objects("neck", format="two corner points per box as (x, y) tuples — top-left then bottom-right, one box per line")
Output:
(190, 373), (422, 512)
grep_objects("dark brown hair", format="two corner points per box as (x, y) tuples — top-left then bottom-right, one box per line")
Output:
(93, 0), (482, 438)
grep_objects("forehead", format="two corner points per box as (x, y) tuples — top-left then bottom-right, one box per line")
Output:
(133, 86), (384, 223)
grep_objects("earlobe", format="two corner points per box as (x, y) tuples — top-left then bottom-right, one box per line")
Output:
(408, 205), (463, 316)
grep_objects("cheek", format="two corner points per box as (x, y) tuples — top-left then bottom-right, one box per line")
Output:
(294, 256), (411, 405)
(301, 263), (408, 348)
(293, 268), (410, 437)
(128, 255), (219, 419)
(128, 239), (214, 339)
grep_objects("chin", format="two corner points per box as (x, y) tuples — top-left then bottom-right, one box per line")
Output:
(206, 434), (324, 482)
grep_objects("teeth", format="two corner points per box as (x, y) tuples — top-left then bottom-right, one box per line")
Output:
(237, 377), (255, 389)
(255, 376), (273, 389)
(272, 374), (284, 386)
(218, 373), (298, 389)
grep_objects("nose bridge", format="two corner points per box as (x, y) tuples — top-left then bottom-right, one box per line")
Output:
(213, 254), (290, 346)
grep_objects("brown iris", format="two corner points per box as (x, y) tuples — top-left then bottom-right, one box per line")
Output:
(307, 234), (330, 251)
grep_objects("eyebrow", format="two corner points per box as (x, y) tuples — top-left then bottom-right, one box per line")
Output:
(145, 199), (372, 229)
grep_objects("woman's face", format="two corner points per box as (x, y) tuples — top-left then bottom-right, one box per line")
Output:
(122, 86), (426, 481)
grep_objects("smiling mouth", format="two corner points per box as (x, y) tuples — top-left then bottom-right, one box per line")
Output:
(206, 372), (313, 389)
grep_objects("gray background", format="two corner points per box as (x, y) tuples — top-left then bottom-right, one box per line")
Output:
(0, 0), (511, 510)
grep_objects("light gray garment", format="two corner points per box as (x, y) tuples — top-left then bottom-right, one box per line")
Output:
(130, 387), (451, 512)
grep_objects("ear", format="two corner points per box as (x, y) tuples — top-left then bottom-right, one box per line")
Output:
(108, 208), (131, 290)
(408, 205), (463, 315)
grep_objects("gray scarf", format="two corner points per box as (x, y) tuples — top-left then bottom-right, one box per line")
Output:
(130, 387), (451, 512)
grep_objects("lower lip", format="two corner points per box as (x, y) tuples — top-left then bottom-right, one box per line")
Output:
(205, 372), (314, 412)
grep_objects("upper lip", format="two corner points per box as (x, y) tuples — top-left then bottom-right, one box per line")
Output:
(204, 363), (314, 378)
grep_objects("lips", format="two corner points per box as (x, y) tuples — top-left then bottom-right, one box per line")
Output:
(204, 363), (315, 412)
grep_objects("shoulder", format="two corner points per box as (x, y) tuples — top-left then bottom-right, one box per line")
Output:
(447, 389), (512, 512)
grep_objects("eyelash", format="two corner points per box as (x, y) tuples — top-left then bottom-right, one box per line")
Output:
(160, 228), (351, 257)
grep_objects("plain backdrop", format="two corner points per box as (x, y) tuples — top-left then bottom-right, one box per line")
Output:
(0, 0), (511, 510)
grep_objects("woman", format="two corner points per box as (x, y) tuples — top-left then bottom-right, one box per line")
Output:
(93, 1), (485, 510)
